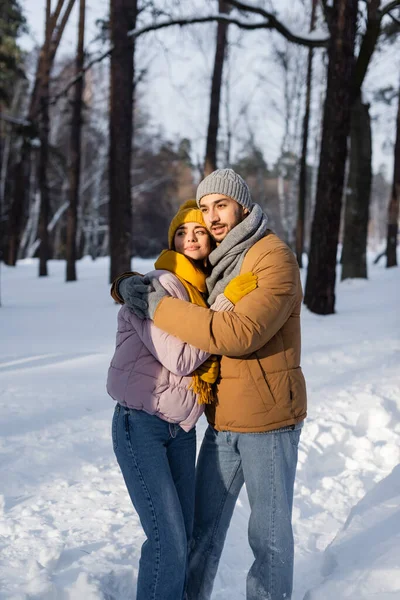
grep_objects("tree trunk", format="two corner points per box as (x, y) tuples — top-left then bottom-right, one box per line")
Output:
(37, 0), (52, 277)
(66, 0), (85, 282)
(339, 0), (380, 281)
(204, 0), (230, 177)
(386, 81), (400, 268)
(6, 147), (30, 265)
(341, 98), (372, 280)
(29, 0), (76, 119)
(109, 0), (137, 283)
(90, 139), (107, 259)
(0, 104), (16, 208)
(304, 0), (358, 315)
(295, 0), (317, 268)
(6, 0), (75, 271)
(353, 0), (381, 97)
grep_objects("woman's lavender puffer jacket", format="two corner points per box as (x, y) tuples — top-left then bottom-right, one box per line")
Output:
(107, 270), (211, 431)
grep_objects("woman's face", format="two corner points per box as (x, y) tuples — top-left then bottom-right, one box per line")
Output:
(173, 222), (212, 261)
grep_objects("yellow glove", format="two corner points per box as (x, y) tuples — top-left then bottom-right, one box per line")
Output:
(224, 272), (258, 305)
(194, 355), (220, 384)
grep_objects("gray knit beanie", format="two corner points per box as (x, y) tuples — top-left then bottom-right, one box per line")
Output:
(196, 168), (252, 210)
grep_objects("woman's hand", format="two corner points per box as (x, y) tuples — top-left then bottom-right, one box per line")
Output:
(111, 271), (144, 304)
(195, 355), (220, 383)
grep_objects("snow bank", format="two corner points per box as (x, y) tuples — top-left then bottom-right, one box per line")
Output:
(304, 464), (400, 599)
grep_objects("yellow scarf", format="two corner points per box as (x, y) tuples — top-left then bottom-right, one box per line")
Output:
(154, 250), (217, 405)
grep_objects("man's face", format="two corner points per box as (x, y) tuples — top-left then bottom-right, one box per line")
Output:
(199, 194), (248, 242)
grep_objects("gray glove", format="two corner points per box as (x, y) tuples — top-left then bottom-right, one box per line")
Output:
(118, 275), (151, 317)
(118, 275), (169, 320)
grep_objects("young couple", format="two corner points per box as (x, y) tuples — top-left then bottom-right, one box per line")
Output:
(107, 168), (307, 600)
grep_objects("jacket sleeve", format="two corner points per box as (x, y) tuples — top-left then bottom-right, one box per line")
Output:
(153, 247), (301, 357)
(122, 272), (210, 376)
(209, 293), (234, 312)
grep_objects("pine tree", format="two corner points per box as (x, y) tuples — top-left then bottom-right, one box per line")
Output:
(0, 0), (26, 106)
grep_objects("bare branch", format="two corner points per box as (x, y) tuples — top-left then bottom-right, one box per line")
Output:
(226, 0), (329, 45)
(388, 11), (400, 24)
(49, 11), (328, 111)
(49, 0), (66, 36)
(354, 0), (381, 97)
(26, 1), (64, 119)
(125, 14), (283, 40)
(380, 0), (400, 17)
(0, 113), (30, 126)
(50, 0), (76, 62)
(318, 0), (334, 31)
(354, 0), (400, 96)
(47, 15), (271, 106)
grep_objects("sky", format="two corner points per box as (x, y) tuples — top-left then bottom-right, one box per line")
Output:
(19, 0), (399, 176)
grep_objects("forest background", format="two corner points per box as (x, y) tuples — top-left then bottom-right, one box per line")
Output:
(0, 0), (399, 315)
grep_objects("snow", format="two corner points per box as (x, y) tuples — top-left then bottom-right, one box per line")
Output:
(0, 255), (399, 599)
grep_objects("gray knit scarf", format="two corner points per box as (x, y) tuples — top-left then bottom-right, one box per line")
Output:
(206, 203), (269, 305)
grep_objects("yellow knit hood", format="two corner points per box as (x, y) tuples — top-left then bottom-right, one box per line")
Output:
(168, 199), (207, 250)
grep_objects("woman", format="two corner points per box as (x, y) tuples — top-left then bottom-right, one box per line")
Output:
(107, 200), (256, 600)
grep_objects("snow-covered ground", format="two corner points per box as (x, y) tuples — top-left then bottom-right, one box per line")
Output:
(0, 255), (399, 600)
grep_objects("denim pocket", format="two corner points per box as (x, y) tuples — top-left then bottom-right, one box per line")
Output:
(289, 427), (302, 448)
(112, 404), (121, 451)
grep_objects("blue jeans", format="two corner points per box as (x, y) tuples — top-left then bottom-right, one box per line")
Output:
(187, 423), (302, 600)
(112, 404), (196, 600)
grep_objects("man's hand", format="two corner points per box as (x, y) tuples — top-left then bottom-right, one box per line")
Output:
(118, 275), (169, 320)
(224, 272), (258, 305)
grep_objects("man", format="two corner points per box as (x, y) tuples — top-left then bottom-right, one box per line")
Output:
(113, 168), (307, 600)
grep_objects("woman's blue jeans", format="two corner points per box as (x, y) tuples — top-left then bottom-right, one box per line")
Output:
(112, 404), (196, 600)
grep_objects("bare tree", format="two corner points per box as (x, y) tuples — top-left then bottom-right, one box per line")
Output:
(370, 167), (391, 247)
(341, 97), (372, 279)
(341, 0), (390, 280)
(296, 0), (317, 267)
(386, 78), (400, 267)
(6, 0), (76, 271)
(66, 0), (85, 282)
(108, 0), (138, 283)
(304, 0), (358, 315)
(37, 0), (52, 277)
(204, 0), (231, 176)
(273, 36), (306, 249)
